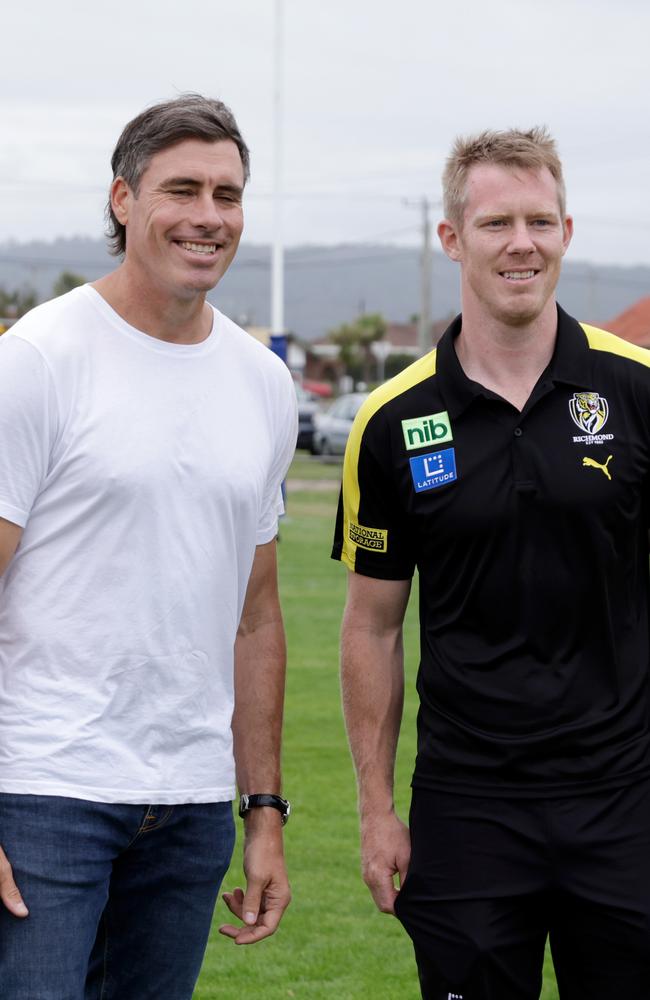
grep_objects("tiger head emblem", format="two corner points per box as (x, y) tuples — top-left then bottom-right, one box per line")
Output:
(569, 391), (609, 435)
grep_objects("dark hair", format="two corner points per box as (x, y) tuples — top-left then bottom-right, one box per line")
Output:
(105, 93), (250, 256)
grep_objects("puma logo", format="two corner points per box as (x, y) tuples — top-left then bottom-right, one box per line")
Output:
(582, 455), (613, 480)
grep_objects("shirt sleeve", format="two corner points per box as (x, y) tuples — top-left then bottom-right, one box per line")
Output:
(0, 335), (58, 527)
(256, 365), (299, 545)
(332, 401), (415, 580)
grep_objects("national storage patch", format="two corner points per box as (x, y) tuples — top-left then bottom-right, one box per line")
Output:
(348, 522), (388, 552)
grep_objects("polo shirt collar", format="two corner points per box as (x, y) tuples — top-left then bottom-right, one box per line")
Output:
(436, 303), (592, 419)
(545, 304), (592, 387)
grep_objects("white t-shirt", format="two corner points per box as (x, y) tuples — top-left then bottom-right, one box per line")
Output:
(0, 285), (297, 804)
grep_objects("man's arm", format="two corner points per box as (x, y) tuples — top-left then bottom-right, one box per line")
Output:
(0, 517), (29, 918)
(341, 569), (412, 915)
(219, 538), (291, 945)
(0, 517), (21, 577)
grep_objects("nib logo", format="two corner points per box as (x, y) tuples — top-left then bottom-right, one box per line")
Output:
(401, 411), (452, 451)
(447, 994), (463, 999)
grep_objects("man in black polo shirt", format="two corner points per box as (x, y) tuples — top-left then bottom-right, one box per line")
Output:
(333, 127), (650, 999)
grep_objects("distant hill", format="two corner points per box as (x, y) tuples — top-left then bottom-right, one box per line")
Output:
(1, 237), (648, 340)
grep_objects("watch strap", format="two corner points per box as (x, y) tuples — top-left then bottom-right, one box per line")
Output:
(239, 793), (291, 825)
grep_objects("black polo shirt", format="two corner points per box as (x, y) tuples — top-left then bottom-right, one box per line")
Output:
(332, 305), (650, 795)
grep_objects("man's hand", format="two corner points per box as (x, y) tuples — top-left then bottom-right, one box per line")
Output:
(360, 810), (410, 915)
(219, 814), (290, 944)
(0, 845), (28, 918)
(340, 572), (411, 914)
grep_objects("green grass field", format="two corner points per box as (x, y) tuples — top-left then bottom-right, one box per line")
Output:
(194, 454), (559, 999)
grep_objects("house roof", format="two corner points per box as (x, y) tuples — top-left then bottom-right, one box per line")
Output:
(604, 297), (650, 348)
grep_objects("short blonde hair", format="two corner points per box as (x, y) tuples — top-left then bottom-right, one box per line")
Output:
(442, 126), (566, 226)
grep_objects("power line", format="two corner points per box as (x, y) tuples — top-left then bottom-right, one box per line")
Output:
(0, 253), (111, 268)
(0, 179), (420, 204)
(1, 250), (649, 288)
(2, 180), (650, 235)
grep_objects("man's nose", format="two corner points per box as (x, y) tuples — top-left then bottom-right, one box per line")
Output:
(507, 221), (535, 254)
(190, 193), (224, 230)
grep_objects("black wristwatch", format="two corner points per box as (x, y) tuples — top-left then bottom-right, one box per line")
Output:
(238, 793), (291, 826)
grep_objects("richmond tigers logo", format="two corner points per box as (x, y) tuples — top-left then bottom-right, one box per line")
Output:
(569, 391), (609, 435)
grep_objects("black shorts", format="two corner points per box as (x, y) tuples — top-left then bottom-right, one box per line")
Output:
(394, 781), (650, 1000)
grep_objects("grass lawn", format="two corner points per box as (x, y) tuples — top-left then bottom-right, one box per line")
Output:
(194, 454), (560, 999)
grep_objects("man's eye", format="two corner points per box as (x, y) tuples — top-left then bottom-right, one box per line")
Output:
(531, 219), (551, 227)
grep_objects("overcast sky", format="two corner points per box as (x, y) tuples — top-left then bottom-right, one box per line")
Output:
(3, 0), (650, 267)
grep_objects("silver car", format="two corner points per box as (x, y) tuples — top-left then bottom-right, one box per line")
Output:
(312, 392), (368, 456)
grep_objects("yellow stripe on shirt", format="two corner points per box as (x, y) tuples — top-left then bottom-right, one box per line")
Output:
(340, 349), (438, 570)
(581, 324), (650, 368)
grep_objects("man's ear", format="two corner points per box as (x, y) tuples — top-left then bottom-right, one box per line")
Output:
(438, 219), (463, 262)
(110, 177), (131, 226)
(561, 214), (574, 256)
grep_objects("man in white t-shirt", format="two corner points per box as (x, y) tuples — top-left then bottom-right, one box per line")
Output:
(0, 94), (297, 1000)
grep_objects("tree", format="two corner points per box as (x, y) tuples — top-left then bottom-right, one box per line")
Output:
(328, 313), (387, 384)
(52, 271), (87, 297)
(0, 286), (37, 320)
(385, 352), (415, 380)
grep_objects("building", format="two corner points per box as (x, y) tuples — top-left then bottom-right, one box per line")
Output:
(303, 317), (452, 387)
(604, 297), (650, 348)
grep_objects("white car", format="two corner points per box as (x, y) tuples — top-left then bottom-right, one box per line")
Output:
(312, 392), (368, 456)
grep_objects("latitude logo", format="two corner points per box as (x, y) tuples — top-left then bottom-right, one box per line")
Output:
(401, 410), (452, 451)
(409, 448), (457, 493)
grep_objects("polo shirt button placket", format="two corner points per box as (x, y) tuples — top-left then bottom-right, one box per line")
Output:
(511, 423), (535, 495)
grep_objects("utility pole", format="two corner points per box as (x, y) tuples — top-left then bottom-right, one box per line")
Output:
(270, 0), (286, 363)
(418, 196), (432, 357)
(586, 262), (597, 324)
(405, 197), (437, 356)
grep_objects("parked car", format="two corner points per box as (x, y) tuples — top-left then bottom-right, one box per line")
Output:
(294, 382), (321, 452)
(312, 392), (368, 456)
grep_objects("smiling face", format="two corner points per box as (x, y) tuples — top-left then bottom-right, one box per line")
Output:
(111, 137), (245, 306)
(439, 163), (573, 328)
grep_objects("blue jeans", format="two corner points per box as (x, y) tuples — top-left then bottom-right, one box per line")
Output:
(0, 794), (235, 1000)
